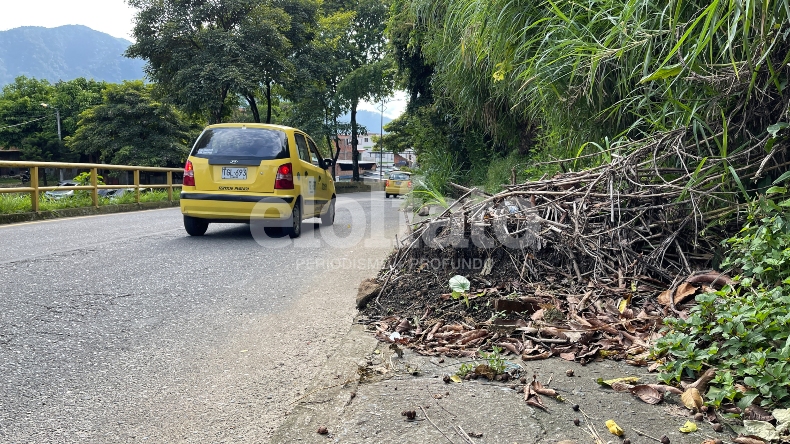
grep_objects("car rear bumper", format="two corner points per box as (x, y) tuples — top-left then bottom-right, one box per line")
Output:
(385, 186), (410, 195)
(180, 192), (294, 221)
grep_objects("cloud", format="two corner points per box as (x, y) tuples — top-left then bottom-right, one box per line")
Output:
(359, 90), (408, 120)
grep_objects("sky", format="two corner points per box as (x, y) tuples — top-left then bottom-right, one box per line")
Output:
(0, 0), (408, 119)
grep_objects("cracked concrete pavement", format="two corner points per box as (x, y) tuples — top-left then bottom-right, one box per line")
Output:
(273, 328), (734, 444)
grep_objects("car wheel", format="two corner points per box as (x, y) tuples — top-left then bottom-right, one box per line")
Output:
(183, 215), (209, 236)
(321, 197), (336, 226)
(286, 200), (302, 239)
(385, 193), (390, 199)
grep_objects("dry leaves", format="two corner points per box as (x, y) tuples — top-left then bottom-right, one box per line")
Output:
(605, 419), (624, 436)
(630, 385), (663, 404)
(681, 388), (704, 412)
(732, 437), (766, 444)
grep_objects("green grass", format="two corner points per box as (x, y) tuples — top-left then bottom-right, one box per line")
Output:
(0, 189), (181, 215)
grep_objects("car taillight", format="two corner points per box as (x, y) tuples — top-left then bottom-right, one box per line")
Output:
(408, 181), (412, 187)
(385, 180), (389, 187)
(275, 163), (294, 189)
(183, 160), (195, 186)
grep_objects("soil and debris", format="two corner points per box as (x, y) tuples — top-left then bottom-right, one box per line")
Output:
(352, 138), (790, 443)
(360, 135), (754, 364)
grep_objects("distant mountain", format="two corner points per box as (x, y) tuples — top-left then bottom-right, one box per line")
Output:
(0, 25), (145, 87)
(340, 110), (392, 134)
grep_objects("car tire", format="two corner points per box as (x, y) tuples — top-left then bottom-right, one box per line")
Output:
(286, 200), (302, 239)
(321, 197), (336, 226)
(385, 193), (390, 199)
(184, 215), (209, 236)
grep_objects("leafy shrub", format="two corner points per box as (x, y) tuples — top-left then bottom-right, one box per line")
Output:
(653, 191), (790, 409)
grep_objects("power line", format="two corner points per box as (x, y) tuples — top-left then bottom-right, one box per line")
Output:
(0, 115), (49, 131)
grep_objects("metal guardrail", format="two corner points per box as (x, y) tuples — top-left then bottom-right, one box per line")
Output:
(0, 160), (182, 212)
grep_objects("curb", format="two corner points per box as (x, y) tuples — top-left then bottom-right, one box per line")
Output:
(335, 182), (385, 194)
(0, 201), (181, 225)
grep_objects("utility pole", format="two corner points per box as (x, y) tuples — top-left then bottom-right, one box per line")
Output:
(41, 103), (63, 181)
(377, 100), (388, 181)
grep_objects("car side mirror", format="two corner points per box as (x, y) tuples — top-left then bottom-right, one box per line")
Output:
(321, 159), (333, 170)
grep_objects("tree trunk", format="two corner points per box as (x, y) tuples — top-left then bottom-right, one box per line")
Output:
(246, 94), (260, 123)
(351, 100), (359, 181)
(265, 82), (272, 124)
(210, 86), (230, 124)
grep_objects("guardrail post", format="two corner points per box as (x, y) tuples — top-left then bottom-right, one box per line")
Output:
(31, 167), (40, 213)
(91, 167), (99, 208)
(167, 171), (173, 202)
(134, 170), (140, 204)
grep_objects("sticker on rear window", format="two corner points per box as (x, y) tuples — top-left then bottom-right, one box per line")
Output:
(197, 148), (214, 155)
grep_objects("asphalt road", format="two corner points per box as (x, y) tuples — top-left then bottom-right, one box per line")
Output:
(0, 191), (404, 443)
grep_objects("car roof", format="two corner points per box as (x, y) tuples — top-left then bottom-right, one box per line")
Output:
(205, 123), (297, 132)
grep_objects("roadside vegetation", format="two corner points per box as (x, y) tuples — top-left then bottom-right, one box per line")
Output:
(0, 190), (178, 215)
(376, 0), (790, 422)
(656, 187), (790, 409)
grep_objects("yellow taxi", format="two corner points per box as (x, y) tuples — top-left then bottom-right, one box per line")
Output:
(384, 171), (412, 198)
(180, 123), (335, 237)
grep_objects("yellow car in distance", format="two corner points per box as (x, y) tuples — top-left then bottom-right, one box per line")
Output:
(180, 123), (336, 237)
(384, 171), (412, 198)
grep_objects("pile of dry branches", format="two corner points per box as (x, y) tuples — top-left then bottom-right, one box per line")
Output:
(396, 128), (788, 290)
(364, 129), (786, 363)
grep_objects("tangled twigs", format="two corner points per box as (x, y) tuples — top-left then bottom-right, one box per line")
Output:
(398, 130), (775, 287)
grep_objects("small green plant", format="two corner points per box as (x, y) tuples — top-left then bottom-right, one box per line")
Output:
(449, 275), (471, 307)
(72, 172), (104, 198)
(653, 190), (790, 409)
(409, 178), (451, 216)
(456, 362), (475, 377)
(480, 346), (506, 374)
(490, 310), (508, 320)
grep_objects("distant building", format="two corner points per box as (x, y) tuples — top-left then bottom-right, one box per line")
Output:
(334, 134), (417, 166)
(335, 133), (380, 161)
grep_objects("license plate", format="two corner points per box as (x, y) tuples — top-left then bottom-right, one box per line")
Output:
(222, 167), (247, 180)
(394, 181), (402, 186)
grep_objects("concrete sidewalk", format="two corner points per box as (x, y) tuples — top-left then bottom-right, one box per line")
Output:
(272, 323), (732, 444)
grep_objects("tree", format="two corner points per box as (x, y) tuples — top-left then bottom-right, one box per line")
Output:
(281, 10), (354, 179)
(127, 0), (293, 124)
(338, 59), (393, 180)
(0, 76), (56, 151)
(66, 81), (194, 167)
(0, 76), (106, 184)
(327, 0), (392, 181)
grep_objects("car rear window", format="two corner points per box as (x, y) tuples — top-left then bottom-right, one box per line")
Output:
(190, 127), (289, 160)
(389, 173), (410, 180)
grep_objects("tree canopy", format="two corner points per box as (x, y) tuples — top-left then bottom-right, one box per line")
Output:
(66, 81), (195, 167)
(0, 76), (106, 166)
(127, 0), (319, 124)
(387, 0), (790, 192)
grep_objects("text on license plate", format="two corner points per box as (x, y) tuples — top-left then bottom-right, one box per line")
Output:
(222, 167), (247, 180)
